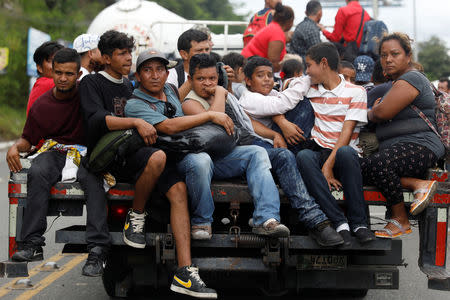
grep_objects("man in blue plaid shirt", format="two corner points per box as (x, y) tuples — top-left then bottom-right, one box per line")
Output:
(290, 1), (322, 63)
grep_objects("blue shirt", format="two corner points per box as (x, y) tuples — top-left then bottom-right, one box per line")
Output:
(124, 84), (184, 125)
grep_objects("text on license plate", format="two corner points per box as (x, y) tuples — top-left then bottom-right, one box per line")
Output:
(298, 255), (347, 270)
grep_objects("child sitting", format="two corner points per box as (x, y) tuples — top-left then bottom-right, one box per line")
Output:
(280, 58), (304, 90)
(222, 52), (247, 99)
(338, 60), (356, 84)
(239, 56), (314, 155)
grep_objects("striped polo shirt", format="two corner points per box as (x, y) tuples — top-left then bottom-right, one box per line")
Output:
(306, 75), (367, 153)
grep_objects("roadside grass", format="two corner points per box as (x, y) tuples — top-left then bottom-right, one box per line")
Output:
(0, 105), (25, 141)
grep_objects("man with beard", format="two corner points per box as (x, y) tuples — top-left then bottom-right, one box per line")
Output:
(73, 34), (104, 80)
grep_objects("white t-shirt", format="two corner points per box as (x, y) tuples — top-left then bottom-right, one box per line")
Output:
(239, 75), (311, 128)
(167, 67), (188, 88)
(306, 74), (367, 153)
(79, 67), (91, 80)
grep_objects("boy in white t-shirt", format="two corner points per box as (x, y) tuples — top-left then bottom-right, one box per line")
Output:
(296, 42), (375, 247)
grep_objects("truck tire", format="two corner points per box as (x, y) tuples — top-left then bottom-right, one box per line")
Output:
(102, 250), (131, 298)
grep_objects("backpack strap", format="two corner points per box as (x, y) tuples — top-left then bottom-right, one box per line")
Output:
(175, 63), (185, 88)
(167, 83), (180, 101)
(410, 104), (441, 138)
(355, 9), (365, 42)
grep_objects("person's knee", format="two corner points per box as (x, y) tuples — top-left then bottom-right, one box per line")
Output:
(249, 146), (271, 164)
(186, 153), (213, 175)
(274, 148), (295, 163)
(145, 150), (166, 174)
(167, 182), (188, 206)
(336, 146), (357, 161)
(296, 149), (315, 166)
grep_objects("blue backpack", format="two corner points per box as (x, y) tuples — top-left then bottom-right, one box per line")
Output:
(359, 19), (388, 59)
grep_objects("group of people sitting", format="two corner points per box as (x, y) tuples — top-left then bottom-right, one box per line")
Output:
(4, 8), (446, 300)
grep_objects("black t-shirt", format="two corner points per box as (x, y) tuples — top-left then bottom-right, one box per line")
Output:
(79, 73), (133, 151)
(22, 88), (85, 146)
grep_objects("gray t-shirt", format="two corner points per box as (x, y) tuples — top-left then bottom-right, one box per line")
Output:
(377, 71), (445, 158)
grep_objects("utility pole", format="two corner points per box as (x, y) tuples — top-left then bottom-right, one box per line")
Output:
(413, 0), (418, 61)
(372, 0), (379, 19)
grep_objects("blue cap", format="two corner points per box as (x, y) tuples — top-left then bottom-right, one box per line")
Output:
(354, 55), (375, 82)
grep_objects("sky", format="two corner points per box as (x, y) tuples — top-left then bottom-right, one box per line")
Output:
(230, 0), (450, 51)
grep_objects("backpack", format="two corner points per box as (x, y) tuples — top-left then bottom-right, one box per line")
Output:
(411, 84), (450, 152)
(87, 129), (144, 173)
(431, 85), (450, 150)
(359, 19), (388, 60)
(243, 9), (273, 46)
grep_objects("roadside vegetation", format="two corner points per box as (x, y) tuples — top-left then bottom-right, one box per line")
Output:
(0, 104), (25, 141)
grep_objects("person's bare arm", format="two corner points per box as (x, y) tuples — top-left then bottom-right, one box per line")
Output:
(267, 40), (284, 72)
(105, 115), (157, 146)
(321, 120), (357, 190)
(369, 80), (419, 122)
(250, 118), (287, 148)
(208, 86), (228, 112)
(156, 108), (234, 135)
(272, 114), (305, 145)
(6, 138), (32, 172)
(177, 80), (192, 102)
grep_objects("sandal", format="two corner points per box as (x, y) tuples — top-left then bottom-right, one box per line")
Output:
(375, 219), (412, 239)
(409, 180), (437, 216)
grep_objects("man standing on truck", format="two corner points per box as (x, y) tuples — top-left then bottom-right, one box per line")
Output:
(243, 0), (282, 46)
(72, 33), (104, 80)
(6, 48), (112, 276)
(167, 29), (235, 101)
(296, 42), (376, 246)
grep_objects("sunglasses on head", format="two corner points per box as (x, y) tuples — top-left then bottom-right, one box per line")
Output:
(164, 101), (176, 118)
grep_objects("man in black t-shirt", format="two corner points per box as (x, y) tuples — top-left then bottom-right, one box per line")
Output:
(6, 49), (111, 276)
(80, 32), (215, 298)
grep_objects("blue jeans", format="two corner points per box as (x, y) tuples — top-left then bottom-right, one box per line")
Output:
(272, 99), (315, 155)
(253, 139), (328, 229)
(296, 146), (368, 230)
(177, 145), (280, 226)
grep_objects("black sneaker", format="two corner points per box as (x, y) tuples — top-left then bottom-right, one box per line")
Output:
(309, 221), (344, 247)
(338, 230), (352, 249)
(170, 265), (217, 299)
(82, 246), (107, 277)
(123, 209), (147, 249)
(354, 227), (376, 244)
(11, 244), (43, 262)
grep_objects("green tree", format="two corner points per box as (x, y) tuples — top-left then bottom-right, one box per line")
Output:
(0, 0), (108, 109)
(154, 0), (246, 34)
(418, 36), (450, 80)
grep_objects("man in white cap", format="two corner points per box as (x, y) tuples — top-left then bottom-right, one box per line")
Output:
(73, 33), (103, 80)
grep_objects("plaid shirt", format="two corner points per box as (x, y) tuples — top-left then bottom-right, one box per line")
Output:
(290, 17), (321, 57)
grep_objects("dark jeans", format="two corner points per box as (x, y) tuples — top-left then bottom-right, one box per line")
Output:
(21, 151), (111, 249)
(253, 139), (328, 229)
(296, 146), (368, 230)
(272, 99), (315, 155)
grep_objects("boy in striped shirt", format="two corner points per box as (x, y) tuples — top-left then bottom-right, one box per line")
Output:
(296, 42), (375, 246)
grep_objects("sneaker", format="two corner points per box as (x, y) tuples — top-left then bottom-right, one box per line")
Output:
(11, 244), (43, 262)
(82, 246), (107, 277)
(354, 227), (376, 244)
(252, 218), (290, 238)
(338, 230), (352, 248)
(123, 209), (147, 249)
(170, 265), (217, 299)
(191, 225), (212, 240)
(309, 221), (344, 247)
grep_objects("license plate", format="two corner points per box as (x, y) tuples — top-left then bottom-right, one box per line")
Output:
(297, 254), (347, 270)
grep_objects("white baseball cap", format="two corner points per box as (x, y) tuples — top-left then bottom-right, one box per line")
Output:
(73, 34), (100, 53)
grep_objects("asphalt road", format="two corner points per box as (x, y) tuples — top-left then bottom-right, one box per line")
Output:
(0, 149), (449, 300)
